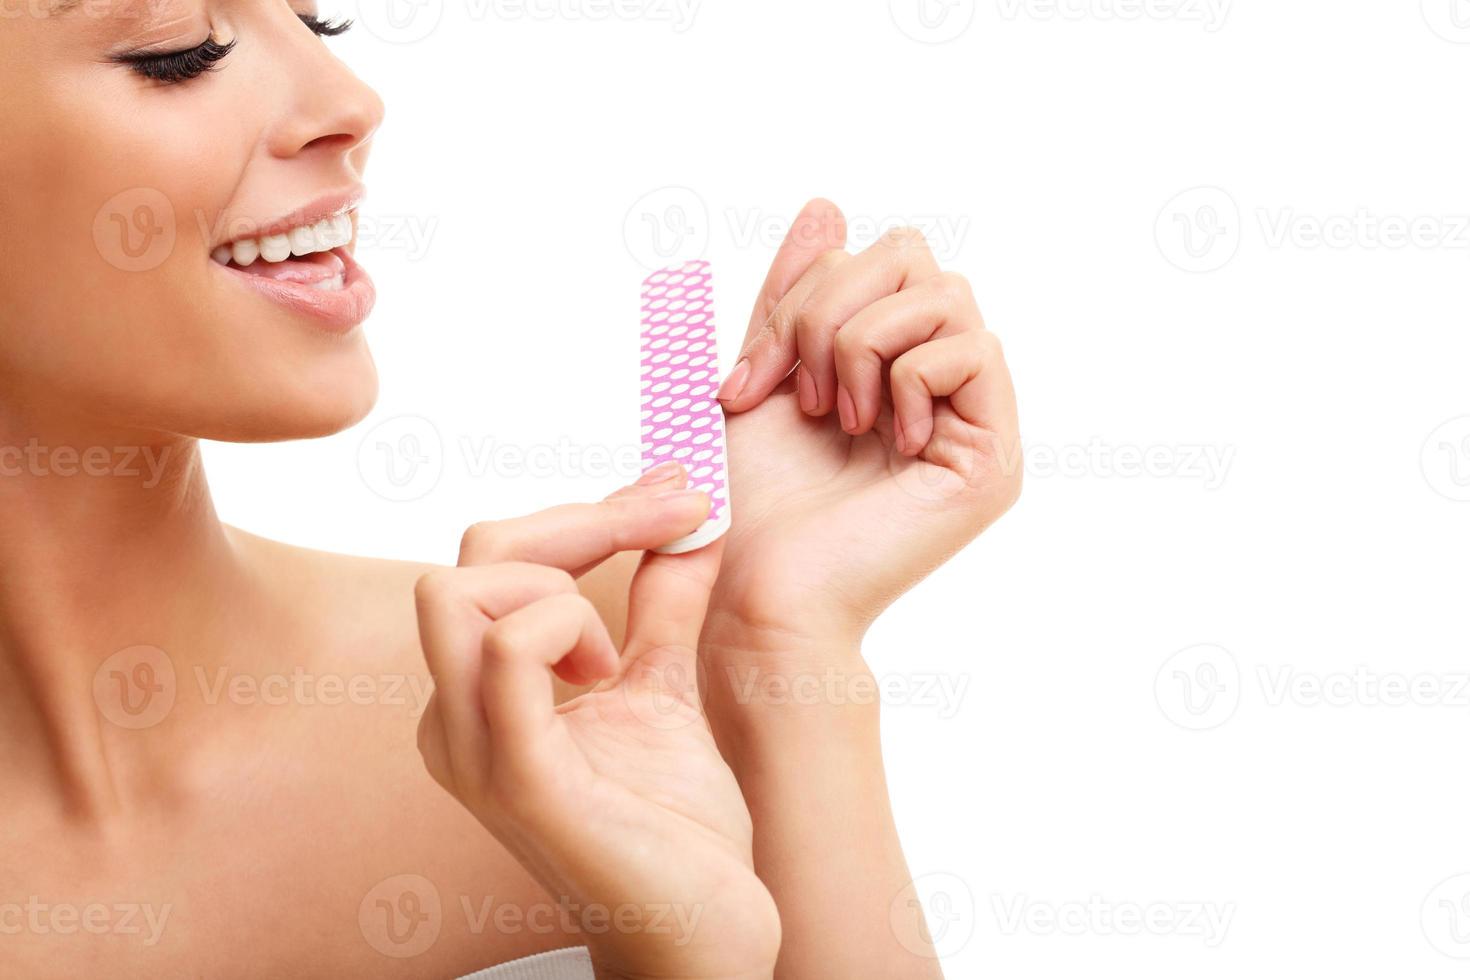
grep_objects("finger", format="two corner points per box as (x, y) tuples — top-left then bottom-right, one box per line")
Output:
(480, 593), (618, 762)
(459, 485), (711, 575)
(743, 198), (848, 344)
(831, 272), (984, 436)
(414, 563), (580, 746)
(718, 198), (848, 411)
(621, 539), (724, 706)
(795, 227), (941, 418)
(718, 248), (848, 413)
(889, 329), (1015, 457)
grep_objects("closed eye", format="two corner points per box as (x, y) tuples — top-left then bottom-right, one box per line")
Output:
(115, 36), (235, 84)
(298, 14), (353, 36)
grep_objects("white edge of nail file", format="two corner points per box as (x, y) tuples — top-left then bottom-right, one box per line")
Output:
(639, 260), (731, 556)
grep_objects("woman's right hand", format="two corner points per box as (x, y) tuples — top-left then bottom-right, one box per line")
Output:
(413, 466), (780, 980)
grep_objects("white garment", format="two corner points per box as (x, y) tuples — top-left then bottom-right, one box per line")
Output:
(457, 946), (594, 980)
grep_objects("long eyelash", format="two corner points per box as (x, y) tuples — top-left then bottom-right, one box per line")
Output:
(298, 14), (353, 36)
(117, 37), (235, 83)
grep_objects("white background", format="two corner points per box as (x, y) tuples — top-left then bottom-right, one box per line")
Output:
(206, 1), (1470, 975)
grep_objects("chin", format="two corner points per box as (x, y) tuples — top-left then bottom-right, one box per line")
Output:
(210, 347), (381, 443)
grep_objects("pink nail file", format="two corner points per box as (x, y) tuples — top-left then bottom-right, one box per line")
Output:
(640, 260), (731, 555)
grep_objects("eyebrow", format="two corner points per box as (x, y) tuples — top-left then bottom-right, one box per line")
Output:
(47, 0), (85, 14)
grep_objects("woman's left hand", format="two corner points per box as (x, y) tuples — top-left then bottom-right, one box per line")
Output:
(709, 199), (1021, 654)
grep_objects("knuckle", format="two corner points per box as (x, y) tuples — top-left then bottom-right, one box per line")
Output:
(814, 247), (848, 272)
(479, 620), (519, 665)
(933, 270), (974, 304)
(413, 568), (459, 609)
(458, 521), (500, 562)
(881, 225), (930, 252)
(974, 328), (1004, 362)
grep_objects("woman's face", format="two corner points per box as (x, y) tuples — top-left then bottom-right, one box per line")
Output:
(0, 0), (385, 440)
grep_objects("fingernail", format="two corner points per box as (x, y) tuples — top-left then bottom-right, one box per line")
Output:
(636, 461), (683, 486)
(837, 385), (857, 433)
(798, 366), (817, 414)
(717, 359), (751, 402)
(893, 415), (906, 455)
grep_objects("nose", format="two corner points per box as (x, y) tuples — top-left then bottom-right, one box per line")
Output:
(267, 34), (386, 161)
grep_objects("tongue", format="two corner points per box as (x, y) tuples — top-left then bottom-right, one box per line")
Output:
(235, 249), (346, 283)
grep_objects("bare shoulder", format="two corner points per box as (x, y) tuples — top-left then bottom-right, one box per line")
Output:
(223, 525), (443, 675)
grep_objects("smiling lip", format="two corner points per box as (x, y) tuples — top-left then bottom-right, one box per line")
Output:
(217, 187), (366, 246)
(215, 246), (376, 333)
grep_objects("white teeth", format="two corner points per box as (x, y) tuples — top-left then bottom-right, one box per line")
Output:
(258, 234), (292, 263)
(288, 224), (319, 256)
(210, 210), (356, 266)
(232, 238), (259, 266)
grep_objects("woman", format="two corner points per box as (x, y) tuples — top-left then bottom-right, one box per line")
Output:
(0, 1), (1020, 977)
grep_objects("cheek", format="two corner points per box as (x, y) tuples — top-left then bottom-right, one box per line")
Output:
(1, 80), (242, 388)
(0, 78), (378, 440)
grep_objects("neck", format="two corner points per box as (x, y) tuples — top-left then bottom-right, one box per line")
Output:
(0, 408), (243, 819)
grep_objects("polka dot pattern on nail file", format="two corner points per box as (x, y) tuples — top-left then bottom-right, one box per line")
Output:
(640, 260), (730, 554)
